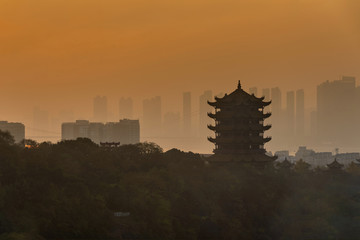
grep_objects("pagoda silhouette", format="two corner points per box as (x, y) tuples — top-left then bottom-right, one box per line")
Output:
(207, 81), (275, 162)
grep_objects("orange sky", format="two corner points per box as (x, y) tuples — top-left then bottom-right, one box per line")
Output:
(1, 0), (360, 124)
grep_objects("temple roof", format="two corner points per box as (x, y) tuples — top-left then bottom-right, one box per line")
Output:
(208, 81), (271, 107)
(327, 159), (344, 169)
(277, 158), (293, 169)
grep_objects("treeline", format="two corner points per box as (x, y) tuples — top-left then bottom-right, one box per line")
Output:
(0, 131), (360, 239)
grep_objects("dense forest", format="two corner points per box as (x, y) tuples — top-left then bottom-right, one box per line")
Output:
(0, 131), (360, 239)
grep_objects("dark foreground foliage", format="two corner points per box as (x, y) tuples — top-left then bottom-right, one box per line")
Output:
(0, 132), (360, 239)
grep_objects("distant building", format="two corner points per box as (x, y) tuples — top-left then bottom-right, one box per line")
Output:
(335, 152), (360, 166)
(295, 146), (315, 159)
(286, 91), (295, 136)
(119, 97), (133, 119)
(0, 121), (25, 143)
(296, 89), (305, 136)
(183, 92), (192, 134)
(310, 110), (317, 137)
(271, 87), (282, 118)
(142, 96), (161, 137)
(270, 87), (282, 147)
(61, 119), (140, 145)
(317, 76), (359, 147)
(93, 96), (108, 122)
(199, 90), (213, 135)
(279, 145), (360, 167)
(274, 150), (290, 161)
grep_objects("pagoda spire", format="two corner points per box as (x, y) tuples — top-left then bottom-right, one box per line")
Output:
(237, 80), (241, 89)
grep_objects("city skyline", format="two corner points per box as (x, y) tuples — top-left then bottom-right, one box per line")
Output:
(2, 75), (360, 154)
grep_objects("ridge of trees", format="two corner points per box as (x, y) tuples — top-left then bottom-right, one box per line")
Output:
(0, 131), (359, 239)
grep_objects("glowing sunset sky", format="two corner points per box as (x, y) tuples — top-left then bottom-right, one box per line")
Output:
(1, 0), (360, 123)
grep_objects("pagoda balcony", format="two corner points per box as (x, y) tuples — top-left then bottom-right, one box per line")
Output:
(261, 100), (271, 107)
(249, 124), (272, 131)
(207, 111), (271, 119)
(214, 148), (266, 155)
(207, 137), (217, 143)
(208, 124), (254, 132)
(207, 124), (216, 131)
(263, 137), (272, 143)
(264, 124), (271, 131)
(249, 136), (272, 143)
(263, 112), (272, 118)
(207, 112), (216, 119)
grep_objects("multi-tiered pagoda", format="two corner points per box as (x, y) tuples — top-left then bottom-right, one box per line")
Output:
(207, 81), (274, 162)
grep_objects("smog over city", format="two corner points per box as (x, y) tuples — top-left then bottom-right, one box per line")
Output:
(1, 0), (360, 239)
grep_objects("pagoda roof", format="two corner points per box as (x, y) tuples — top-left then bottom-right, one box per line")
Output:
(208, 124), (271, 132)
(277, 158), (293, 169)
(327, 159), (344, 169)
(208, 81), (271, 107)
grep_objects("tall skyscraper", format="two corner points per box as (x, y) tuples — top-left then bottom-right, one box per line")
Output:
(271, 87), (282, 118)
(249, 87), (258, 96)
(296, 89), (305, 137)
(199, 90), (213, 135)
(93, 96), (107, 122)
(119, 97), (133, 119)
(142, 96), (162, 138)
(183, 92), (191, 134)
(310, 110), (317, 137)
(286, 91), (295, 136)
(317, 76), (358, 147)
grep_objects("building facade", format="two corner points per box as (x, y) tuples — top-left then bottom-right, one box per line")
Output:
(62, 119), (140, 145)
(0, 121), (25, 143)
(93, 96), (108, 122)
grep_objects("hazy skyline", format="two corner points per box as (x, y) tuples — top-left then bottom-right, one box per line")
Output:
(1, 0), (360, 152)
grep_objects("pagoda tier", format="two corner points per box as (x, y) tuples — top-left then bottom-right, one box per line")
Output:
(208, 111), (271, 119)
(207, 81), (274, 162)
(208, 124), (271, 131)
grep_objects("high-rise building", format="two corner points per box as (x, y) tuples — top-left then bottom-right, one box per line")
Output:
(0, 121), (25, 143)
(286, 91), (295, 136)
(317, 76), (358, 147)
(61, 119), (140, 144)
(183, 92), (191, 134)
(199, 90), (213, 135)
(93, 96), (107, 122)
(119, 97), (133, 119)
(310, 110), (317, 137)
(271, 87), (282, 118)
(142, 96), (162, 137)
(296, 89), (305, 136)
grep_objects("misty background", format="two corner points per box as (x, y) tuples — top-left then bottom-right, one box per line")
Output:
(1, 0), (360, 153)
